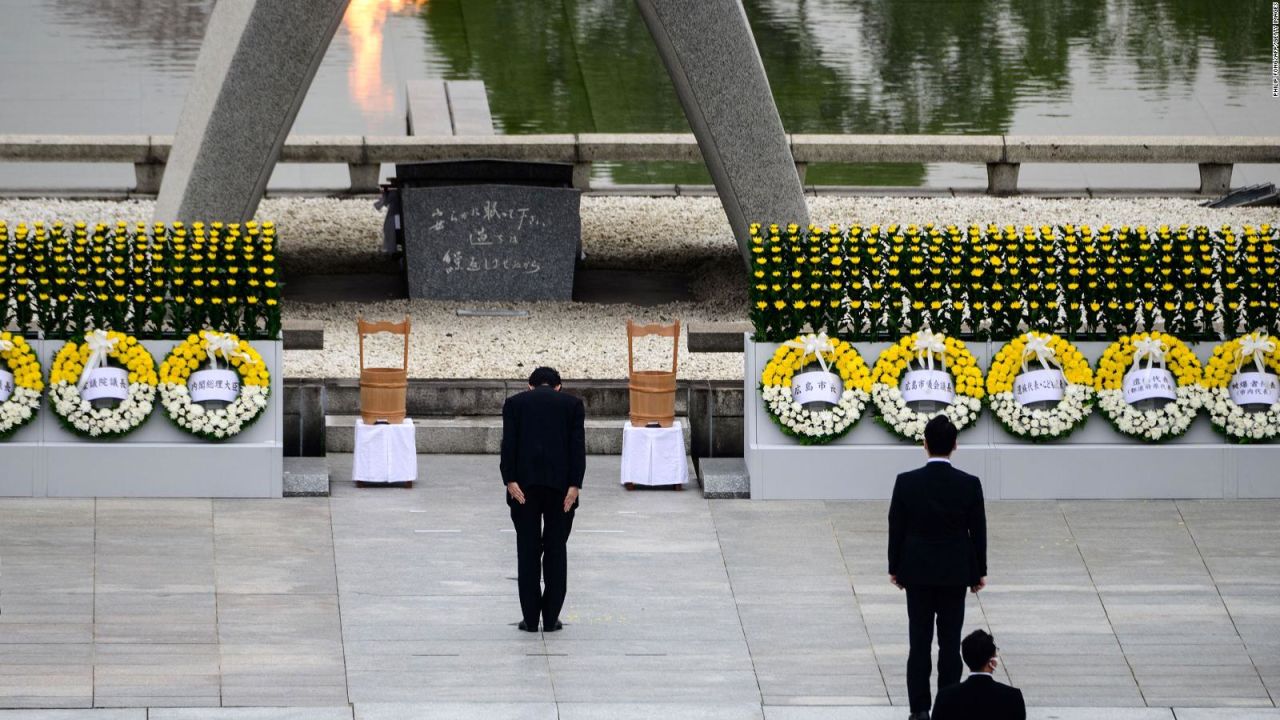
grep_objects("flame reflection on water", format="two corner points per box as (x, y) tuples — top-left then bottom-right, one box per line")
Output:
(343, 0), (428, 117)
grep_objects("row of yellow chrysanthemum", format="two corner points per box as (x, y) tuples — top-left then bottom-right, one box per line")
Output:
(761, 330), (1279, 397)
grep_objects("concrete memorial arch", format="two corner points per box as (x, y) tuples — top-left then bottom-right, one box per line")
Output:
(154, 0), (809, 260)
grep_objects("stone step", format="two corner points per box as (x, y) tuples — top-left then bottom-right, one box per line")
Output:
(324, 415), (692, 455)
(321, 379), (692, 418)
(697, 457), (750, 499)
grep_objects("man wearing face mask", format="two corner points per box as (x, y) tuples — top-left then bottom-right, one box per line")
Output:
(932, 629), (1025, 720)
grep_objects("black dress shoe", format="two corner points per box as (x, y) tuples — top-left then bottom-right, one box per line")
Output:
(543, 619), (563, 632)
(908, 711), (930, 720)
(517, 620), (539, 632)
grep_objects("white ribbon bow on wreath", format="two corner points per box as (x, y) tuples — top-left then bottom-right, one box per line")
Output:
(1130, 336), (1168, 373)
(1020, 334), (1063, 374)
(200, 331), (251, 370)
(913, 330), (947, 371)
(1236, 334), (1276, 373)
(783, 332), (835, 373)
(0, 337), (13, 354)
(76, 329), (118, 392)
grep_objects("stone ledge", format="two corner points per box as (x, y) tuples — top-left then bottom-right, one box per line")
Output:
(698, 457), (749, 499)
(283, 457), (330, 496)
(325, 415), (691, 455)
(282, 319), (325, 350)
(687, 322), (749, 353)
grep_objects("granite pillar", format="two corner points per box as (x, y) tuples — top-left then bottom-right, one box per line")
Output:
(635, 0), (810, 261)
(154, 0), (351, 222)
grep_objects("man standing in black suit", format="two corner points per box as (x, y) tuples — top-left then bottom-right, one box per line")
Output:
(501, 366), (586, 633)
(888, 415), (987, 720)
(932, 630), (1025, 720)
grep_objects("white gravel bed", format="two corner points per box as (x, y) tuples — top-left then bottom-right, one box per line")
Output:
(283, 299), (743, 381)
(3, 195), (1275, 379)
(4, 195), (1275, 274)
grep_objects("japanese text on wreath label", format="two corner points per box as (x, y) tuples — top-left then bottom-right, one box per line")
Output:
(900, 369), (956, 404)
(1229, 371), (1280, 405)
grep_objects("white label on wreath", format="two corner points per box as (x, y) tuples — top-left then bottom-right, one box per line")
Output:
(0, 369), (12, 403)
(82, 367), (130, 402)
(901, 369), (955, 405)
(1013, 368), (1066, 405)
(1122, 367), (1177, 404)
(791, 370), (842, 406)
(1228, 371), (1280, 406)
(189, 369), (241, 403)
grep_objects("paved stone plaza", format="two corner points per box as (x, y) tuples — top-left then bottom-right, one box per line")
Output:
(0, 455), (1277, 719)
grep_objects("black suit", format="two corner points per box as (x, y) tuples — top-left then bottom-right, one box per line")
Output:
(888, 459), (987, 714)
(500, 385), (586, 628)
(932, 674), (1026, 720)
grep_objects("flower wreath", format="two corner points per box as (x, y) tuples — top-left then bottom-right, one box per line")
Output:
(1202, 332), (1280, 443)
(160, 331), (271, 441)
(986, 332), (1095, 441)
(49, 330), (157, 439)
(1094, 332), (1204, 442)
(761, 332), (872, 445)
(0, 332), (44, 440)
(870, 331), (984, 442)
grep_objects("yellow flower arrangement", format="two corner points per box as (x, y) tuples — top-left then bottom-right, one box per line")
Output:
(870, 332), (984, 441)
(760, 333), (872, 444)
(1202, 332), (1280, 442)
(1094, 332), (1204, 442)
(159, 331), (272, 441)
(986, 332), (1094, 440)
(48, 330), (157, 439)
(0, 331), (44, 440)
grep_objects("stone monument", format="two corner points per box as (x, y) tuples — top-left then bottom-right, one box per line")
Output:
(399, 181), (580, 301)
(635, 0), (810, 260)
(153, 0), (807, 265)
(153, 0), (351, 222)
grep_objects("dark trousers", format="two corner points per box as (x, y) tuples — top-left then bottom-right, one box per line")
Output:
(509, 484), (576, 627)
(905, 584), (967, 713)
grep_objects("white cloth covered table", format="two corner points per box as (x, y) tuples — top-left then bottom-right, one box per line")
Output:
(620, 420), (688, 487)
(353, 418), (418, 484)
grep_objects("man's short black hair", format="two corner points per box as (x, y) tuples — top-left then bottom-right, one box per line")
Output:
(924, 415), (958, 455)
(961, 629), (997, 672)
(528, 366), (561, 387)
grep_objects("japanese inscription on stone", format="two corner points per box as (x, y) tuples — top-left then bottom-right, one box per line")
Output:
(402, 185), (580, 301)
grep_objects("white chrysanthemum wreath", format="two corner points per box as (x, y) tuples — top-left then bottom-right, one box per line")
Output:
(986, 332), (1095, 441)
(870, 331), (985, 442)
(0, 332), (44, 440)
(49, 330), (158, 439)
(1202, 332), (1280, 443)
(160, 331), (271, 441)
(760, 332), (872, 445)
(1094, 332), (1205, 443)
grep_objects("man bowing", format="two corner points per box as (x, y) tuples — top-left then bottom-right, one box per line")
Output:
(888, 415), (988, 720)
(501, 366), (586, 633)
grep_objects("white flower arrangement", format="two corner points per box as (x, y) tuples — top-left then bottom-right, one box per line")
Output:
(870, 332), (985, 442)
(48, 331), (158, 440)
(985, 332), (1095, 441)
(0, 332), (43, 440)
(1094, 332), (1206, 443)
(760, 333), (872, 445)
(1202, 332), (1280, 443)
(159, 331), (271, 441)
